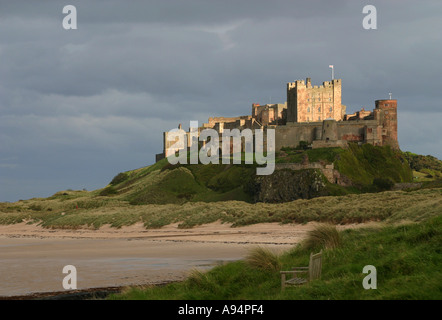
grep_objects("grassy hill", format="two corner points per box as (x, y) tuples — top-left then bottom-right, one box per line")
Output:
(100, 144), (416, 205)
(101, 160), (256, 205)
(0, 144), (440, 230)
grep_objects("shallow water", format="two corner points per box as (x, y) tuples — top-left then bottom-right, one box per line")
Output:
(0, 237), (249, 297)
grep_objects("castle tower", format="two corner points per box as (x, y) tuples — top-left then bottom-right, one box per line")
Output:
(374, 99), (399, 149)
(322, 119), (338, 142)
(286, 78), (343, 123)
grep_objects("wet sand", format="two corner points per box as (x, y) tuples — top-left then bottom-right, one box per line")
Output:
(0, 222), (315, 297)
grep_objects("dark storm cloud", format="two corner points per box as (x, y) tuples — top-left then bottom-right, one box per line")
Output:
(0, 0), (441, 201)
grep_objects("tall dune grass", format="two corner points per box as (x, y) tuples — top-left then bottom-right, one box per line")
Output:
(0, 188), (441, 229)
(245, 246), (281, 271)
(302, 224), (342, 250)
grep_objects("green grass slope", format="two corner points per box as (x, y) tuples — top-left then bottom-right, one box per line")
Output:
(334, 144), (413, 187)
(104, 144), (415, 204)
(113, 160), (256, 205)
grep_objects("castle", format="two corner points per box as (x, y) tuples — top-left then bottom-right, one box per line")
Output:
(157, 77), (398, 161)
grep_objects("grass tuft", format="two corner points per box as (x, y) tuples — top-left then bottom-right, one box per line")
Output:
(245, 246), (281, 271)
(303, 224), (342, 250)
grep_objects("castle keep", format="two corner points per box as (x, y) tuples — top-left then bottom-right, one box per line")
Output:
(287, 78), (344, 122)
(157, 78), (398, 161)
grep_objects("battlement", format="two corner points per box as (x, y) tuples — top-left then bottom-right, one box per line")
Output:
(288, 78), (341, 90)
(287, 80), (305, 89)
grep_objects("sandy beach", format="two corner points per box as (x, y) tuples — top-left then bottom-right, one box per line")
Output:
(0, 222), (318, 298)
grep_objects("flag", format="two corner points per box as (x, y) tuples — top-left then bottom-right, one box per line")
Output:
(329, 65), (334, 68)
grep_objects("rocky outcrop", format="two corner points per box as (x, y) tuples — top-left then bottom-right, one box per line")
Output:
(248, 169), (328, 203)
(274, 162), (353, 187)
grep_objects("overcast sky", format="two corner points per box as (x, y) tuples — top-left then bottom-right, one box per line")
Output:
(1, 0), (441, 202)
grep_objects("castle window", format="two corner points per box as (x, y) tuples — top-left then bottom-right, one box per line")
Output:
(308, 99), (310, 102)
(318, 117), (321, 121)
(318, 107), (321, 112)
(329, 107), (332, 112)
(307, 107), (310, 112)
(329, 98), (331, 101)
(318, 98), (321, 101)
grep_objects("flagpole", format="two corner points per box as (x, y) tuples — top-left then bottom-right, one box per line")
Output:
(329, 65), (335, 117)
(329, 65), (334, 80)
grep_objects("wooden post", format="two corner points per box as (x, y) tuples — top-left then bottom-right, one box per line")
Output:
(281, 273), (286, 291)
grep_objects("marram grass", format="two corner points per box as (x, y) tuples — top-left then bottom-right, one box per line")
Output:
(1, 187), (440, 229)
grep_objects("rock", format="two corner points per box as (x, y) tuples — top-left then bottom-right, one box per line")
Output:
(248, 169), (328, 203)
(301, 154), (309, 165)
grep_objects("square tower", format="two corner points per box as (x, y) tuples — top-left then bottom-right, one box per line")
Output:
(286, 78), (343, 123)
